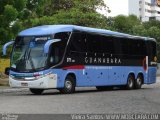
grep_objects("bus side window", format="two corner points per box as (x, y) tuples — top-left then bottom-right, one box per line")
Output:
(147, 41), (156, 59)
(69, 32), (87, 53)
(48, 32), (70, 66)
(129, 40), (146, 56)
(86, 34), (101, 53)
(101, 36), (115, 54)
(54, 32), (70, 42)
(54, 32), (70, 52)
(119, 38), (128, 55)
(119, 38), (146, 56)
(138, 40), (146, 56)
(49, 43), (60, 65)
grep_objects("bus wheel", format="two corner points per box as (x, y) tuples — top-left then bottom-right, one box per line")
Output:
(59, 75), (75, 94)
(135, 74), (143, 89)
(126, 74), (135, 90)
(29, 88), (44, 95)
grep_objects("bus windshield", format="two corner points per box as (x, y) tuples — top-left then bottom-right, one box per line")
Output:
(11, 36), (50, 72)
(11, 32), (70, 72)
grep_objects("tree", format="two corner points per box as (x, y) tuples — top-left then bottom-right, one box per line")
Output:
(0, 0), (27, 44)
(143, 20), (160, 29)
(132, 25), (147, 36)
(22, 0), (108, 29)
(0, 0), (108, 45)
(112, 15), (141, 34)
(0, 4), (18, 44)
(147, 26), (160, 60)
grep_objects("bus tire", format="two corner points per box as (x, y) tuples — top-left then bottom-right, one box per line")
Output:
(29, 88), (44, 95)
(59, 75), (75, 94)
(135, 74), (143, 89)
(126, 74), (135, 90)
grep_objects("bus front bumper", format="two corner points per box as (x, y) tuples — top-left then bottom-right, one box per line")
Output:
(9, 74), (58, 89)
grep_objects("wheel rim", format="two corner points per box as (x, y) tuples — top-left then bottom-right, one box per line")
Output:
(137, 77), (142, 86)
(65, 81), (72, 90)
(128, 77), (133, 88)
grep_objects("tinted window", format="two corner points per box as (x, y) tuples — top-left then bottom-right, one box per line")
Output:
(48, 32), (70, 66)
(120, 38), (146, 56)
(120, 38), (129, 55)
(86, 34), (115, 54)
(86, 34), (101, 53)
(101, 36), (115, 54)
(54, 32), (70, 45)
(69, 32), (87, 53)
(147, 41), (156, 59)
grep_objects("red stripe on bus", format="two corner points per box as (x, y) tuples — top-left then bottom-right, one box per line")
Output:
(142, 57), (147, 71)
(63, 65), (85, 70)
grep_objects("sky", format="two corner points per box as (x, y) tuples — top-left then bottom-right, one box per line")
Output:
(101, 0), (129, 17)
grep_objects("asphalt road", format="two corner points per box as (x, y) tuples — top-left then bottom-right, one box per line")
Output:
(0, 79), (160, 114)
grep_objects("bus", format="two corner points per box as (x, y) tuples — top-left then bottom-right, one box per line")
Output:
(3, 25), (157, 94)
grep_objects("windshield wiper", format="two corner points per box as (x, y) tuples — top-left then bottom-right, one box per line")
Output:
(27, 49), (36, 71)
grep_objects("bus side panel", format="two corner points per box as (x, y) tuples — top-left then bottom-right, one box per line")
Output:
(76, 69), (93, 87)
(84, 66), (109, 86)
(53, 69), (94, 88)
(108, 66), (125, 85)
(51, 69), (65, 88)
(147, 67), (157, 84)
(53, 66), (150, 88)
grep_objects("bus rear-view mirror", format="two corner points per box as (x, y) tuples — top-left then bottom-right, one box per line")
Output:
(44, 39), (61, 54)
(3, 40), (14, 55)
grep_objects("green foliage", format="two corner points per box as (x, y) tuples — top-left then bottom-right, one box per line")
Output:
(111, 15), (141, 34)
(4, 5), (18, 23)
(143, 20), (160, 29)
(132, 25), (147, 36)
(13, 0), (27, 12)
(147, 26), (160, 57)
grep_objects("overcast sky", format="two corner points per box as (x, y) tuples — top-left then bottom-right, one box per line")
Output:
(102, 0), (128, 16)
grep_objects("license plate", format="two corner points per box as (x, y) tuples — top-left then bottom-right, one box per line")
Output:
(21, 82), (28, 86)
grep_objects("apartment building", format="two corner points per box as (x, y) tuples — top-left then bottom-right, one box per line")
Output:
(103, 0), (160, 21)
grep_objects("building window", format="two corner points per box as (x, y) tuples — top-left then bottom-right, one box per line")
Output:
(149, 17), (156, 20)
(139, 1), (142, 4)
(145, 2), (152, 6)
